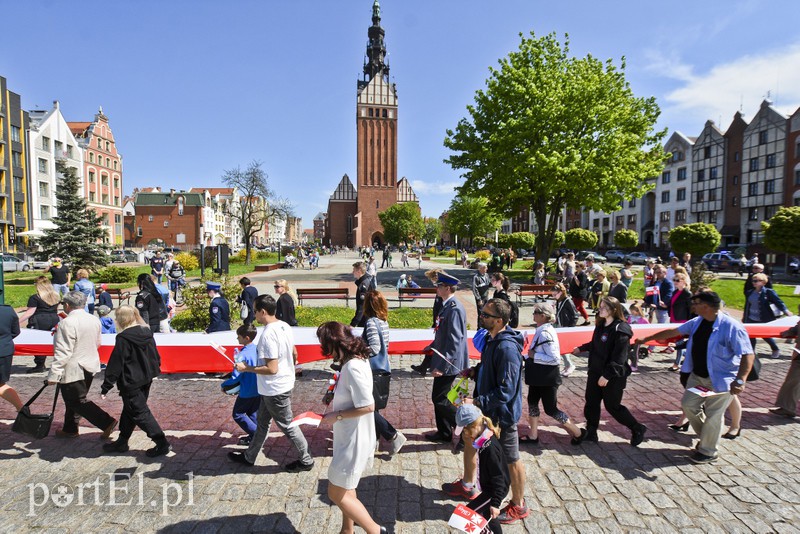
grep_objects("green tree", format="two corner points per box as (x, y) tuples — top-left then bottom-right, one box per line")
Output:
(422, 217), (442, 247)
(378, 202), (424, 246)
(668, 223), (721, 259)
(39, 160), (109, 271)
(473, 236), (488, 248)
(614, 229), (639, 249)
(508, 232), (536, 251)
(763, 206), (800, 254)
(444, 32), (666, 263)
(223, 161), (293, 265)
(564, 228), (598, 250)
(445, 195), (502, 244)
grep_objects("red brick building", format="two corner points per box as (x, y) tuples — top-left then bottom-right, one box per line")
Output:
(125, 190), (204, 250)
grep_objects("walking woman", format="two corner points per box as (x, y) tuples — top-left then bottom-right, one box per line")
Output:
(669, 273), (693, 371)
(571, 296), (647, 446)
(0, 302), (22, 412)
(744, 273), (793, 358)
(569, 262), (590, 325)
(316, 321), (386, 534)
(274, 279), (299, 327)
(101, 305), (170, 457)
(552, 283), (578, 376)
(135, 273), (168, 333)
(363, 291), (406, 455)
(73, 268), (96, 314)
(522, 303), (585, 445)
(19, 276), (61, 373)
(490, 272), (519, 328)
(237, 277), (258, 327)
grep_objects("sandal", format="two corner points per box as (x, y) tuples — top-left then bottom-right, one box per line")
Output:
(519, 435), (539, 444)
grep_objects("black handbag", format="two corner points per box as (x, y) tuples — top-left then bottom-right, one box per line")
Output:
(12, 382), (60, 439)
(747, 355), (762, 382)
(372, 370), (391, 410)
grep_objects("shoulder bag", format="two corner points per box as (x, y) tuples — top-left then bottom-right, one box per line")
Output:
(368, 320), (391, 410)
(12, 382), (60, 439)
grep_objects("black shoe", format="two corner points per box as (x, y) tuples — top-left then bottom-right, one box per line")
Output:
(26, 365), (46, 374)
(329, 363), (342, 372)
(102, 440), (129, 453)
(722, 429), (741, 440)
(145, 442), (171, 458)
(689, 451), (718, 464)
(237, 436), (252, 446)
(425, 432), (451, 443)
(227, 451), (254, 466)
(630, 424), (647, 447)
(583, 428), (598, 443)
(571, 428), (587, 446)
(410, 364), (428, 376)
(668, 422), (690, 432)
(284, 459), (314, 473)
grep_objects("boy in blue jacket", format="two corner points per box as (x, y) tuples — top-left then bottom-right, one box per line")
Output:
(97, 305), (116, 334)
(221, 324), (260, 445)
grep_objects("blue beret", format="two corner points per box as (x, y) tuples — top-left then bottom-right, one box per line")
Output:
(206, 281), (222, 291)
(436, 271), (460, 286)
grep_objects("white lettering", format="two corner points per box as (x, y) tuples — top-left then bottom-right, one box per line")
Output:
(27, 483), (48, 517)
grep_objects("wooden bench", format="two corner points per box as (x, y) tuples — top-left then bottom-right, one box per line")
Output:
(397, 286), (438, 307)
(96, 288), (132, 307)
(296, 288), (350, 307)
(514, 284), (556, 306)
(254, 263), (282, 272)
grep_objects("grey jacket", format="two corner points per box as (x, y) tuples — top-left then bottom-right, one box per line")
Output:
(429, 296), (469, 376)
(48, 309), (102, 384)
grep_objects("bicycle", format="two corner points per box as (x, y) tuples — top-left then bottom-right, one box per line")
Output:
(170, 278), (187, 306)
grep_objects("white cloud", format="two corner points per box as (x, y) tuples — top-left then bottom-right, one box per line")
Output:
(655, 43), (800, 128)
(409, 179), (460, 195)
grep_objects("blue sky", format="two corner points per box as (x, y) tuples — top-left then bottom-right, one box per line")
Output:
(3, 0), (799, 228)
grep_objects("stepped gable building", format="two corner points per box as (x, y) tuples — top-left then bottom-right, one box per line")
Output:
(325, 1), (418, 248)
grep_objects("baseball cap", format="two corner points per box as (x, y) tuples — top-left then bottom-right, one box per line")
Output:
(454, 404), (482, 435)
(691, 291), (722, 307)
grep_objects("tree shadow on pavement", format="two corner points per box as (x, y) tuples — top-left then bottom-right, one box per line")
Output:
(158, 513), (298, 533)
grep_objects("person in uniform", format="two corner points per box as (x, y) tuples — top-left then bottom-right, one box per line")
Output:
(350, 261), (374, 328)
(206, 282), (231, 333)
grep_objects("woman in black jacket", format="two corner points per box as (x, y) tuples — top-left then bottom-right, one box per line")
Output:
(237, 277), (259, 326)
(571, 296), (647, 446)
(101, 305), (170, 458)
(490, 272), (519, 328)
(19, 276), (62, 373)
(552, 283), (578, 377)
(568, 262), (590, 325)
(274, 279), (299, 326)
(135, 273), (167, 333)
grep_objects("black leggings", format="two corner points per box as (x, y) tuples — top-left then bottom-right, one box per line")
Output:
(527, 385), (570, 423)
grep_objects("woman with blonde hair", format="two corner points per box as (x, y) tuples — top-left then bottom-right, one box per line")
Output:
(101, 305), (170, 458)
(274, 279), (298, 327)
(73, 268), (96, 314)
(20, 276), (62, 373)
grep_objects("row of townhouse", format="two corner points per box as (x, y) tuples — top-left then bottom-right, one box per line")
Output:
(505, 99), (800, 256)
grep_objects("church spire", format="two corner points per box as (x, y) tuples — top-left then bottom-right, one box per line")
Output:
(363, 0), (389, 82)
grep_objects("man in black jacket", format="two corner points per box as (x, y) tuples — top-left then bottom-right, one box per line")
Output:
(350, 261), (373, 328)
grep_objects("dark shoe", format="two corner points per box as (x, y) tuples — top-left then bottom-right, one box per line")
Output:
(145, 442), (171, 458)
(100, 419), (118, 440)
(424, 432), (450, 443)
(668, 422), (690, 432)
(722, 429), (740, 440)
(580, 321), (591, 326)
(769, 407), (796, 418)
(329, 363), (342, 372)
(102, 440), (130, 453)
(26, 365), (46, 374)
(630, 424), (647, 447)
(689, 451), (718, 464)
(284, 459), (314, 473)
(237, 436), (252, 446)
(583, 428), (598, 443)
(227, 451), (254, 466)
(570, 428), (587, 446)
(410, 364), (428, 376)
(519, 435), (539, 444)
(55, 429), (79, 439)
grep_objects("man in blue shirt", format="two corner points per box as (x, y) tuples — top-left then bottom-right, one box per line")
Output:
(637, 291), (754, 464)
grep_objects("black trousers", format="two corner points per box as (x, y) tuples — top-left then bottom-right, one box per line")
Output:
(117, 381), (166, 445)
(60, 370), (115, 434)
(583, 371), (639, 431)
(468, 493), (502, 534)
(432, 375), (457, 440)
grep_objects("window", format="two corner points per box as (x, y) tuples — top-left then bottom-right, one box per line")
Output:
(39, 182), (49, 197)
(710, 167), (718, 179)
(38, 158), (48, 172)
(616, 215), (624, 226)
(565, 221), (572, 230)
(177, 197), (184, 216)
(661, 191), (670, 203)
(704, 146), (711, 159)
(593, 219), (599, 228)
(101, 174), (109, 186)
(13, 177), (23, 194)
(54, 141), (63, 153)
(89, 152), (94, 163)
(628, 214), (636, 224)
(796, 142), (800, 158)
(148, 215), (154, 222)
(97, 138), (102, 148)
(137, 226), (143, 237)
(795, 169), (800, 186)
(376, 200), (379, 209)
(732, 196), (738, 207)
(66, 145), (73, 158)
(697, 169), (705, 181)
(676, 209), (687, 222)
(765, 205), (777, 220)
(382, 109), (387, 118)
(11, 126), (20, 142)
(602, 217), (609, 227)
(749, 158), (759, 172)
(677, 168), (687, 181)
(734, 151), (740, 162)
(697, 190), (705, 202)
(163, 220), (169, 227)
(765, 180), (775, 194)
(709, 211), (717, 223)
(113, 161), (118, 170)
(368, 108), (374, 117)
(106, 141), (110, 151)
(12, 151), (22, 166)
(696, 212), (705, 223)
(106, 158), (110, 167)
(709, 189), (717, 201)
(14, 202), (24, 217)
(766, 154), (776, 168)
(89, 192), (96, 202)
(629, 199), (636, 208)
(677, 188), (686, 201)
(759, 130), (768, 145)
(102, 193), (109, 204)
(42, 136), (50, 150)
(40, 205), (50, 219)
(89, 171), (95, 183)
(748, 182), (758, 196)
(733, 175), (738, 185)
(114, 196), (120, 206)
(660, 211), (671, 222)
(662, 171), (671, 184)
(749, 208), (759, 221)
(113, 178), (119, 189)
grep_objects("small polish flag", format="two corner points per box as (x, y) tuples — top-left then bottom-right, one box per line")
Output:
(448, 503), (488, 533)
(645, 286), (659, 297)
(288, 411), (323, 429)
(210, 343), (233, 363)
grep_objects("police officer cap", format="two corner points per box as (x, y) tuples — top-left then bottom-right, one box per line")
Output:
(206, 281), (222, 291)
(436, 271), (460, 286)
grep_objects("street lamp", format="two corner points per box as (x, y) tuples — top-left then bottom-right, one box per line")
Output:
(199, 223), (205, 279)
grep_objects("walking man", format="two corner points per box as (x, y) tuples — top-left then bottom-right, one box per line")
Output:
(472, 263), (491, 312)
(350, 261), (374, 328)
(45, 257), (71, 297)
(229, 295), (314, 472)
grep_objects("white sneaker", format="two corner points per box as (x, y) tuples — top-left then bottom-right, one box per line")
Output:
(561, 366), (574, 377)
(772, 350), (781, 359)
(389, 431), (407, 456)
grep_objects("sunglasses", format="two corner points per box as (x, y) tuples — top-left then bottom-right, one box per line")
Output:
(479, 311), (500, 319)
(274, 285), (281, 289)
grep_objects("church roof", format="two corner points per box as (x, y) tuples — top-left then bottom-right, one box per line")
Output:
(329, 175), (357, 202)
(396, 177), (418, 203)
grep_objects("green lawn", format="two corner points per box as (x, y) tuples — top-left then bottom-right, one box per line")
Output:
(296, 306), (431, 329)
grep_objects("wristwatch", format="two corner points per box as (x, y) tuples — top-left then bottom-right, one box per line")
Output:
(734, 378), (745, 386)
(336, 411), (343, 421)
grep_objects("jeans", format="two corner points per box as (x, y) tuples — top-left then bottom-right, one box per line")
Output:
(60, 370), (115, 434)
(117, 381), (166, 445)
(244, 392), (312, 465)
(750, 336), (779, 353)
(431, 375), (457, 440)
(53, 284), (69, 297)
(682, 373), (733, 457)
(233, 395), (260, 437)
(655, 309), (670, 324)
(374, 410), (397, 441)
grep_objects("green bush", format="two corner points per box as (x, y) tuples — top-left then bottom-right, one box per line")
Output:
(95, 266), (137, 284)
(446, 249), (458, 257)
(426, 247), (437, 255)
(474, 250), (490, 261)
(176, 252), (199, 272)
(171, 274), (243, 332)
(473, 236), (488, 248)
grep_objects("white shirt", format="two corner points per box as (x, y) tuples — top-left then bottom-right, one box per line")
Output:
(527, 323), (561, 366)
(255, 320), (296, 396)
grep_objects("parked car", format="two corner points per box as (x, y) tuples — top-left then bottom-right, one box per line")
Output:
(2, 255), (33, 272)
(605, 250), (627, 262)
(625, 252), (657, 265)
(576, 250), (607, 262)
(110, 250), (139, 263)
(702, 252), (745, 271)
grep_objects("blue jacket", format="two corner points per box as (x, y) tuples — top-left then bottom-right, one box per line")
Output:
(743, 287), (789, 323)
(677, 313), (753, 392)
(429, 296), (469, 376)
(73, 278), (95, 310)
(207, 296), (231, 332)
(645, 277), (673, 310)
(100, 316), (116, 334)
(474, 327), (524, 430)
(229, 343), (259, 398)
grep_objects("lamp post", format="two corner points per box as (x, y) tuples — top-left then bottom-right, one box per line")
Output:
(199, 223), (205, 279)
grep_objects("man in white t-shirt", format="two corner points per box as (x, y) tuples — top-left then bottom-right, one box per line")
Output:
(229, 295), (314, 472)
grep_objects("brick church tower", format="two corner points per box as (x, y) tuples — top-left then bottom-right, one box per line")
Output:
(325, 1), (418, 248)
